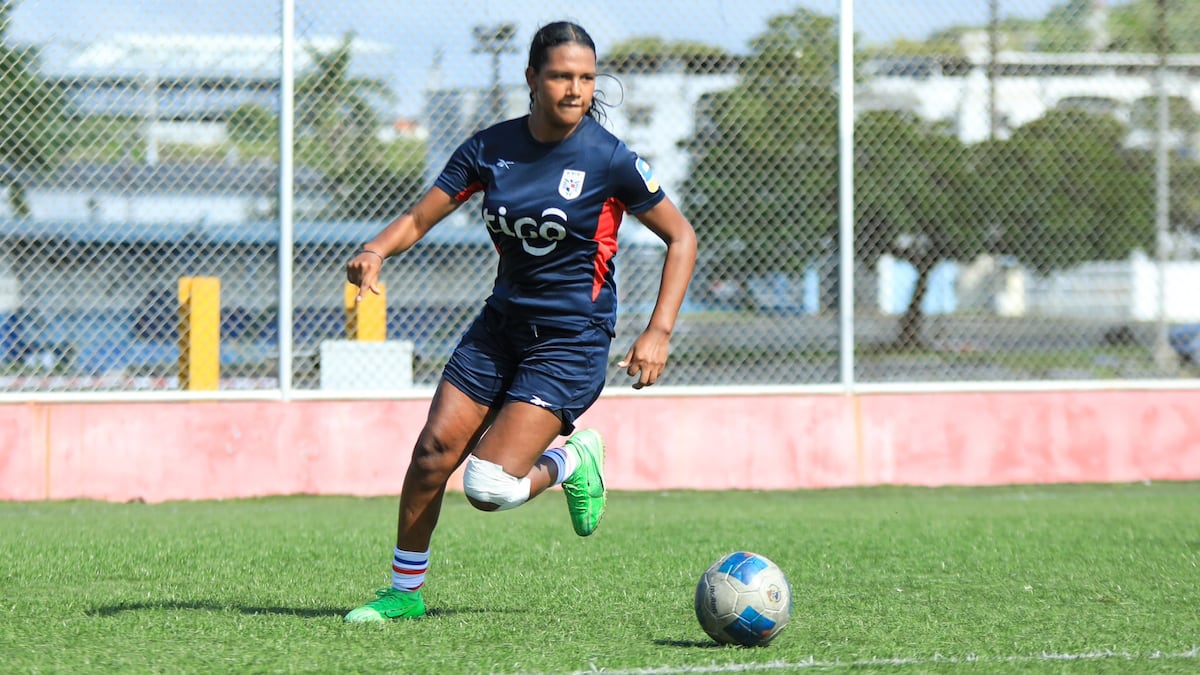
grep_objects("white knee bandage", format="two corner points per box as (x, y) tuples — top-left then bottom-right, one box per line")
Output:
(462, 455), (531, 511)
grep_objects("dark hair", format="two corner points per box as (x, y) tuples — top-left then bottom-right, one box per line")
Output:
(527, 21), (610, 124)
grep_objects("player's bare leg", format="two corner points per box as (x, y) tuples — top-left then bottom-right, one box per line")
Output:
(347, 382), (605, 622)
(345, 380), (487, 622)
(465, 402), (605, 536)
(395, 380), (492, 549)
(463, 401), (565, 511)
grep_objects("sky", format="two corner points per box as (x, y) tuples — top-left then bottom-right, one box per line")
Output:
(8, 0), (1111, 117)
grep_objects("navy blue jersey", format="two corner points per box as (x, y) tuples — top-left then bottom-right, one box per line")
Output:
(434, 115), (666, 334)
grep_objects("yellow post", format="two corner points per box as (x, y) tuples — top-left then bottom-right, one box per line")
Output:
(344, 281), (386, 341)
(178, 276), (221, 390)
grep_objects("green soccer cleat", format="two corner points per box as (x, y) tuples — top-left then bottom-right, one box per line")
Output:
(343, 587), (426, 622)
(562, 429), (606, 537)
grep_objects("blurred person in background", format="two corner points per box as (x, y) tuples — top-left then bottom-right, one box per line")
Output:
(342, 20), (696, 622)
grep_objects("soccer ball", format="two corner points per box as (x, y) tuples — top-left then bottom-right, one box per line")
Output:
(694, 551), (792, 646)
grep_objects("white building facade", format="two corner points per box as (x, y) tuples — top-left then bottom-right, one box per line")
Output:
(859, 47), (1200, 148)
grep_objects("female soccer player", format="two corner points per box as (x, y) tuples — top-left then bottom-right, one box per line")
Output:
(343, 20), (697, 622)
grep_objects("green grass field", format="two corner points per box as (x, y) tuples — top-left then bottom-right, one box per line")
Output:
(2, 483), (1198, 673)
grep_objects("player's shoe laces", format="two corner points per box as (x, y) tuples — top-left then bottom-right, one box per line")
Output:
(562, 429), (606, 537)
(343, 587), (426, 622)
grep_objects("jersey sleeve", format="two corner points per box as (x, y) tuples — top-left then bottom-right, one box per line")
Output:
(434, 134), (486, 202)
(610, 144), (667, 215)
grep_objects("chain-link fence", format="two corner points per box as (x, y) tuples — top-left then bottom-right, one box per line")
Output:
(1, 0), (1198, 395)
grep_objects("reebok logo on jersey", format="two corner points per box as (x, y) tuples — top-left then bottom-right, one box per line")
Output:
(529, 395), (554, 408)
(558, 169), (585, 200)
(494, 158), (515, 170)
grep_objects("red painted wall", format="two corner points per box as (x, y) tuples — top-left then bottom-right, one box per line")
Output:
(2, 389), (1198, 503)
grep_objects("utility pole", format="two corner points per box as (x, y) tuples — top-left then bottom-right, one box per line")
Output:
(472, 23), (517, 129)
(987, 0), (999, 140)
(1152, 0), (1176, 373)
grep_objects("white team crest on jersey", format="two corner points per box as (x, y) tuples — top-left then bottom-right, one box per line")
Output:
(558, 169), (586, 200)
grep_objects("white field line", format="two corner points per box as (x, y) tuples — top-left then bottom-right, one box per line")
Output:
(566, 647), (1200, 674)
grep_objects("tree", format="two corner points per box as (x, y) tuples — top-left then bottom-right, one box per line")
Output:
(861, 27), (968, 61)
(1107, 0), (1200, 53)
(227, 103), (279, 149)
(1025, 0), (1200, 53)
(855, 111), (983, 347)
(603, 36), (730, 72)
(681, 8), (840, 308)
(1037, 0), (1099, 51)
(1130, 95), (1200, 135)
(294, 33), (423, 220)
(0, 0), (66, 217)
(1169, 160), (1200, 237)
(977, 109), (1154, 274)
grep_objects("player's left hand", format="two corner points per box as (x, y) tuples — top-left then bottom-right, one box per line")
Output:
(619, 327), (671, 389)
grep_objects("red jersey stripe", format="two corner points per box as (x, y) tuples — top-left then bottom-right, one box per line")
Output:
(591, 198), (624, 301)
(454, 181), (484, 202)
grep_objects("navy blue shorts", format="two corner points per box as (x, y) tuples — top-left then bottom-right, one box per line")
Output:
(442, 305), (613, 435)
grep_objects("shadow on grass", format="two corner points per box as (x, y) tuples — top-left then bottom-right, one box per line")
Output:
(88, 601), (508, 620)
(654, 639), (724, 649)
(88, 601), (346, 618)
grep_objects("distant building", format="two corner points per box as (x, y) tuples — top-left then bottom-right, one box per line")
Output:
(39, 33), (411, 161)
(6, 34), (434, 224)
(0, 161), (330, 224)
(858, 45), (1200, 148)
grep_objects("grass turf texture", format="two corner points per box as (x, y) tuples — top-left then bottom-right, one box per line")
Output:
(2, 483), (1198, 673)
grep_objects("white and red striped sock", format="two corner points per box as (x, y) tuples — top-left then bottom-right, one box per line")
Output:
(543, 446), (578, 486)
(391, 547), (429, 591)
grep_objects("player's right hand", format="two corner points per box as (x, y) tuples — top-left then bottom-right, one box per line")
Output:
(346, 251), (384, 302)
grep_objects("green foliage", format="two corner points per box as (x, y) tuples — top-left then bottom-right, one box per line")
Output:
(1170, 160), (1200, 233)
(1108, 0), (1200, 53)
(227, 103), (280, 146)
(978, 109), (1154, 273)
(860, 36), (965, 59)
(868, 23), (1030, 59)
(602, 36), (732, 74)
(1129, 95), (1200, 132)
(295, 32), (423, 220)
(743, 9), (839, 87)
(854, 111), (983, 345)
(59, 116), (141, 162)
(855, 111), (983, 265)
(1, 484), (1198, 672)
(1031, 0), (1200, 53)
(1037, 0), (1100, 51)
(0, 0), (67, 216)
(603, 36), (729, 65)
(682, 8), (839, 284)
(685, 4), (1176, 340)
(869, 0), (1198, 55)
